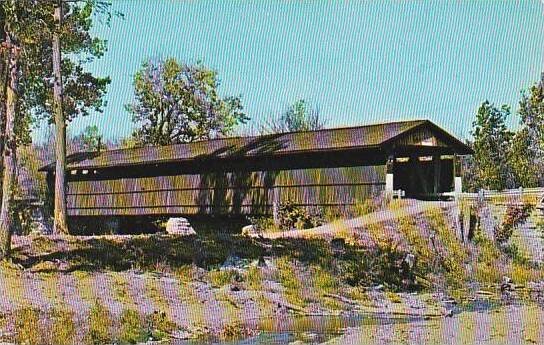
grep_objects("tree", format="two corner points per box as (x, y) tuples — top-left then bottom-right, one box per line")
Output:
(70, 125), (106, 152)
(126, 58), (248, 146)
(52, 0), (69, 234)
(263, 99), (325, 134)
(514, 73), (544, 187)
(0, 0), (115, 257)
(509, 127), (539, 188)
(0, 21), (20, 260)
(470, 101), (515, 190)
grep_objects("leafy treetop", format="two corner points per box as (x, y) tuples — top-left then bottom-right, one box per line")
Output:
(126, 58), (248, 146)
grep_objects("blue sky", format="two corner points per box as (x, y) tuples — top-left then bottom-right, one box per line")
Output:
(52, 0), (544, 142)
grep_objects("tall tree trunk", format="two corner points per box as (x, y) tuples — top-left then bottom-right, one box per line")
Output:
(53, 1), (68, 234)
(0, 48), (7, 203)
(0, 35), (19, 260)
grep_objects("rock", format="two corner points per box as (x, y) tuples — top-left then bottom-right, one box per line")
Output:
(166, 217), (196, 236)
(501, 276), (514, 292)
(404, 253), (416, 269)
(242, 224), (258, 236)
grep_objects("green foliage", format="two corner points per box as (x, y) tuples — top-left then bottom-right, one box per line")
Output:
(14, 306), (41, 345)
(247, 216), (277, 233)
(494, 203), (533, 245)
(516, 72), (544, 186)
(207, 269), (239, 288)
(472, 228), (503, 284)
(0, 0), (113, 130)
(144, 311), (176, 340)
(509, 128), (540, 188)
(277, 201), (323, 230)
(71, 125), (106, 152)
(263, 99), (325, 133)
(118, 309), (146, 344)
(311, 265), (338, 294)
(470, 101), (515, 190)
(86, 301), (112, 345)
(245, 266), (263, 290)
(275, 257), (304, 305)
(126, 58), (248, 146)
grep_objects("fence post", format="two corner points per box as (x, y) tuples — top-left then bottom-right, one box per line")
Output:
(272, 186), (280, 225)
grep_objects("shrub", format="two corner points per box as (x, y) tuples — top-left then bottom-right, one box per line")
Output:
(277, 201), (323, 230)
(86, 301), (112, 345)
(144, 311), (176, 341)
(385, 291), (402, 303)
(14, 307), (41, 345)
(247, 216), (277, 233)
(494, 203), (533, 244)
(218, 321), (251, 340)
(118, 309), (146, 344)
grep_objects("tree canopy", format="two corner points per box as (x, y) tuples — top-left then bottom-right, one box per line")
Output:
(0, 0), (112, 143)
(470, 101), (514, 190)
(513, 73), (544, 187)
(126, 58), (248, 146)
(263, 99), (325, 134)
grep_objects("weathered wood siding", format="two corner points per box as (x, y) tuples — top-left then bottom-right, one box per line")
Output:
(66, 165), (386, 216)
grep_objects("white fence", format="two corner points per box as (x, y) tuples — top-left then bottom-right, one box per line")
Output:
(456, 187), (544, 206)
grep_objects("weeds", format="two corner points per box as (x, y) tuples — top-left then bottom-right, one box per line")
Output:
(275, 257), (305, 306)
(312, 266), (338, 294)
(207, 269), (239, 288)
(118, 309), (147, 344)
(14, 307), (41, 345)
(494, 202), (533, 244)
(385, 291), (403, 303)
(51, 309), (76, 345)
(86, 301), (112, 345)
(245, 266), (262, 290)
(145, 311), (177, 340)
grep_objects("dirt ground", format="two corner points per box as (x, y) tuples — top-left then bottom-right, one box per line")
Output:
(324, 303), (544, 345)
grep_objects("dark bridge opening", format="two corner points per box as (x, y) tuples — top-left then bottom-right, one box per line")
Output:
(393, 155), (454, 199)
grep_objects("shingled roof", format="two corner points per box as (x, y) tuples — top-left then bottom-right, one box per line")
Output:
(40, 119), (472, 171)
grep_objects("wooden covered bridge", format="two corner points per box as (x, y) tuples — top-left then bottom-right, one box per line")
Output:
(40, 120), (472, 230)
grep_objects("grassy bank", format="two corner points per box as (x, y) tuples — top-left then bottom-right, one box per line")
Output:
(0, 203), (543, 344)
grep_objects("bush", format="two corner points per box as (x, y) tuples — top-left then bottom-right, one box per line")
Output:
(277, 201), (323, 230)
(247, 216), (277, 233)
(144, 311), (176, 341)
(118, 309), (146, 344)
(494, 203), (533, 244)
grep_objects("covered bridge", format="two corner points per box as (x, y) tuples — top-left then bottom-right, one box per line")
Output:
(40, 120), (472, 227)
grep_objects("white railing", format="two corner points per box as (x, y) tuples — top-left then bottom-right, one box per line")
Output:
(456, 187), (544, 205)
